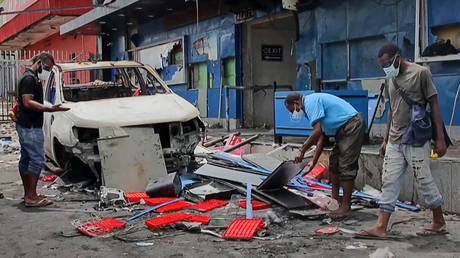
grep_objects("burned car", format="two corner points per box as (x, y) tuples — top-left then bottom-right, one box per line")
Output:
(43, 61), (204, 184)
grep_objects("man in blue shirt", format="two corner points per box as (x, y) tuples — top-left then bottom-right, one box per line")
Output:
(285, 92), (365, 218)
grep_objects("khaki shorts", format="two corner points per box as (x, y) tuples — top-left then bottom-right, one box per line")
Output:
(329, 113), (365, 181)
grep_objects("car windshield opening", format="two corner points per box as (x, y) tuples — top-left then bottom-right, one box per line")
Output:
(62, 66), (168, 102)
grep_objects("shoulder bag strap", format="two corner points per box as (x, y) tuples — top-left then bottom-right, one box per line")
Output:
(391, 78), (418, 107)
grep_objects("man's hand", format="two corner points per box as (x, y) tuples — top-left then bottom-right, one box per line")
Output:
(294, 150), (305, 163)
(379, 141), (387, 157)
(8, 111), (16, 121)
(49, 104), (70, 112)
(434, 140), (447, 157)
(305, 160), (315, 172)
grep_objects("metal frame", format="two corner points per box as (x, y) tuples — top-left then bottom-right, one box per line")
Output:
(414, 0), (460, 63)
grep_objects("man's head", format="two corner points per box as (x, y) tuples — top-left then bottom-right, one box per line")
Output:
(284, 92), (303, 114)
(378, 43), (402, 78)
(31, 53), (55, 73)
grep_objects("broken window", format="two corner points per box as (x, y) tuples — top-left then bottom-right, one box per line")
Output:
(62, 67), (167, 102)
(135, 37), (186, 85)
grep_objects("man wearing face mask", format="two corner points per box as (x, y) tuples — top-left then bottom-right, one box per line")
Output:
(284, 92), (365, 219)
(16, 53), (70, 207)
(356, 44), (447, 239)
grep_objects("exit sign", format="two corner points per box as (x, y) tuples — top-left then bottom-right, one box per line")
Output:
(262, 45), (283, 61)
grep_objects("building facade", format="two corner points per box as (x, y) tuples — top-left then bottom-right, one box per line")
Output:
(60, 0), (460, 137)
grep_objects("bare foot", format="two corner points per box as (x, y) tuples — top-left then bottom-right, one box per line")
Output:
(356, 226), (387, 238)
(328, 206), (352, 219)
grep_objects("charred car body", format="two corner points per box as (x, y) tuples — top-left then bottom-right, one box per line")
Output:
(43, 61), (204, 183)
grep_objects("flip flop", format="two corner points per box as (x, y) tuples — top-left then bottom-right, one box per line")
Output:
(354, 230), (388, 240)
(22, 194), (47, 199)
(25, 198), (53, 207)
(416, 225), (448, 236)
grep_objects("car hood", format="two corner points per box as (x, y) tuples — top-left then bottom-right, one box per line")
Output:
(62, 94), (200, 128)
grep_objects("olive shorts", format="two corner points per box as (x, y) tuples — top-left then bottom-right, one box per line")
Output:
(329, 113), (365, 181)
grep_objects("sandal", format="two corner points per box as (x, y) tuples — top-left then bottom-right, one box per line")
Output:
(416, 225), (448, 236)
(25, 198), (53, 207)
(354, 230), (388, 240)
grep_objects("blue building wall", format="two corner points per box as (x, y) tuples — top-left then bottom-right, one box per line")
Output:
(110, 14), (241, 119)
(109, 0), (460, 126)
(295, 0), (459, 126)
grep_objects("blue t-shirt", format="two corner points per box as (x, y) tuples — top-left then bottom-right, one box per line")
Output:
(302, 93), (358, 135)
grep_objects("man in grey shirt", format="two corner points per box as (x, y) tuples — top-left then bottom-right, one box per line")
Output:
(357, 43), (447, 239)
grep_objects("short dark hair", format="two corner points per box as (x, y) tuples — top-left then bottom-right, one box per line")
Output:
(285, 92), (302, 105)
(31, 54), (40, 64)
(31, 52), (55, 65)
(378, 43), (401, 58)
(39, 52), (55, 64)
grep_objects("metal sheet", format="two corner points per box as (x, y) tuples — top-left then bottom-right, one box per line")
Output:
(194, 164), (264, 186)
(197, 89), (207, 117)
(98, 127), (168, 192)
(252, 188), (307, 209)
(257, 159), (311, 191)
(241, 153), (283, 172)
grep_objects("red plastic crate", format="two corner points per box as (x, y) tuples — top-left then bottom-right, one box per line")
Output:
(76, 218), (126, 237)
(186, 215), (211, 225)
(124, 192), (149, 202)
(155, 200), (192, 213)
(145, 197), (177, 206)
(145, 212), (191, 230)
(190, 199), (228, 212)
(237, 200), (272, 210)
(222, 218), (264, 240)
(304, 163), (327, 180)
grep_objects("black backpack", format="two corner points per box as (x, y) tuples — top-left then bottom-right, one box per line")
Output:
(422, 39), (458, 56)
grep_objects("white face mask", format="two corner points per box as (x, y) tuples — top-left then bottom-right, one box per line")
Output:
(383, 55), (401, 78)
(291, 105), (305, 120)
(38, 70), (51, 81)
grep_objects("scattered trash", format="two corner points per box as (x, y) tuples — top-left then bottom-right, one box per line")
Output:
(99, 186), (126, 207)
(76, 218), (127, 237)
(146, 173), (181, 198)
(362, 185), (382, 198)
(262, 210), (282, 226)
(183, 180), (236, 203)
(290, 189), (339, 211)
(339, 227), (357, 235)
(369, 247), (395, 258)
(246, 183), (253, 219)
(190, 199), (229, 212)
(222, 218), (265, 241)
(185, 215), (211, 225)
(320, 218), (333, 225)
(145, 197), (177, 206)
(315, 226), (339, 235)
(303, 163), (327, 180)
(289, 209), (327, 220)
(238, 200), (272, 210)
(41, 175), (58, 182)
(124, 192), (149, 202)
(0, 192), (3, 199)
(145, 212), (191, 230)
(155, 200), (192, 213)
(136, 242), (154, 247)
(345, 242), (367, 250)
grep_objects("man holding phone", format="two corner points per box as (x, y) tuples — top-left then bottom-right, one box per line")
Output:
(16, 53), (70, 207)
